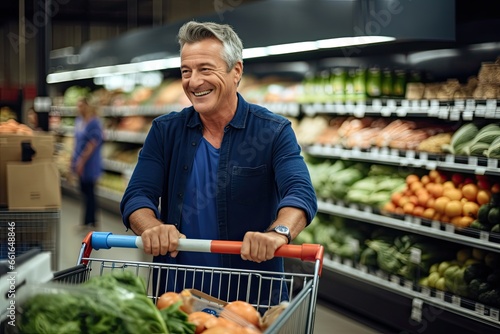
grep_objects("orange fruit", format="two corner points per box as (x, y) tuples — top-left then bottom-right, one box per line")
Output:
(398, 196), (410, 208)
(445, 200), (463, 218)
(409, 195), (419, 205)
(462, 201), (479, 218)
(443, 181), (456, 189)
(434, 196), (451, 213)
(429, 183), (444, 198)
(450, 216), (463, 226)
(417, 192), (430, 207)
(477, 190), (491, 205)
(462, 184), (479, 202)
(413, 206), (425, 217)
(432, 212), (442, 221)
(441, 215), (450, 223)
(425, 182), (435, 192)
(421, 175), (430, 185)
(410, 181), (424, 193)
(422, 207), (436, 220)
(426, 197), (435, 209)
(403, 202), (415, 215)
(406, 174), (420, 185)
(429, 170), (440, 181)
(459, 216), (474, 227)
(395, 207), (404, 215)
(383, 202), (396, 212)
(491, 183), (500, 194)
(391, 192), (403, 205)
(443, 188), (463, 201)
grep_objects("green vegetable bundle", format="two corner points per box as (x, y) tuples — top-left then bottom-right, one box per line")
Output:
(18, 271), (171, 334)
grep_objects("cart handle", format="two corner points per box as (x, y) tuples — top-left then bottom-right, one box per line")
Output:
(82, 232), (324, 275)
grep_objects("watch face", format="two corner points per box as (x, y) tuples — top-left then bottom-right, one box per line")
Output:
(276, 225), (289, 233)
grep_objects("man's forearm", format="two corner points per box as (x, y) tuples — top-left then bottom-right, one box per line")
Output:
(271, 207), (307, 241)
(129, 208), (162, 235)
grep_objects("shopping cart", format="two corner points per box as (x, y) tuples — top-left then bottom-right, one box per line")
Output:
(54, 231), (324, 333)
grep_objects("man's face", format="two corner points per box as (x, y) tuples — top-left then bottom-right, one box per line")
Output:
(180, 38), (242, 115)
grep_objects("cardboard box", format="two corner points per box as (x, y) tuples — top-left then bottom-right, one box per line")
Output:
(6, 161), (61, 210)
(0, 133), (55, 207)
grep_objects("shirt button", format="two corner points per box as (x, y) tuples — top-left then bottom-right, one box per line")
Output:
(183, 165), (188, 170)
(178, 193), (183, 198)
(191, 141), (197, 146)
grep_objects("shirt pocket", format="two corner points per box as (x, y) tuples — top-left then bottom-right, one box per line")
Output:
(231, 165), (269, 206)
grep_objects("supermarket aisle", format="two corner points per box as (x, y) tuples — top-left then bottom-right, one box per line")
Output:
(58, 195), (380, 334)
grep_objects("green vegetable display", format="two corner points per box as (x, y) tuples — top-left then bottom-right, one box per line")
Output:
(160, 301), (196, 334)
(18, 271), (171, 334)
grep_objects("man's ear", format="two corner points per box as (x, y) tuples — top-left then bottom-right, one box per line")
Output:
(234, 61), (243, 84)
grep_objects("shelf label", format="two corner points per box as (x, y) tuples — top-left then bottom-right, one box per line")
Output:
(488, 159), (498, 169)
(445, 155), (455, 163)
(413, 217), (421, 225)
(421, 286), (431, 297)
(451, 295), (461, 306)
(376, 270), (389, 280)
(358, 264), (368, 273)
(404, 280), (413, 289)
(439, 106), (449, 119)
(475, 167), (486, 176)
(436, 290), (445, 300)
(445, 224), (455, 233)
(465, 99), (476, 110)
(363, 205), (373, 213)
(353, 103), (366, 118)
(410, 247), (422, 264)
(411, 308), (423, 322)
(479, 231), (489, 241)
(419, 151), (428, 161)
(420, 100), (429, 109)
(490, 308), (499, 321)
(486, 99), (497, 113)
(380, 147), (390, 156)
(468, 156), (479, 166)
(396, 107), (408, 117)
(463, 110), (474, 121)
(380, 106), (391, 117)
(391, 275), (400, 284)
(372, 99), (382, 111)
(475, 303), (485, 315)
(344, 259), (353, 267)
(449, 108), (461, 121)
(406, 150), (416, 159)
(475, 104), (486, 117)
(390, 148), (399, 157)
(432, 221), (441, 229)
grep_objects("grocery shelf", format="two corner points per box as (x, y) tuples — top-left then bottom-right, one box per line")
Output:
(322, 256), (500, 330)
(103, 130), (147, 144)
(102, 159), (135, 174)
(305, 144), (500, 176)
(300, 99), (500, 120)
(317, 200), (500, 252)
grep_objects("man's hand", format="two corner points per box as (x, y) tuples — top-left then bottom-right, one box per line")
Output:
(240, 231), (288, 263)
(141, 224), (186, 257)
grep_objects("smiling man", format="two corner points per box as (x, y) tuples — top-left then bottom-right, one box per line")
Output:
(120, 21), (317, 304)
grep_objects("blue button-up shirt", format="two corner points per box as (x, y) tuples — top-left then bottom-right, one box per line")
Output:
(120, 93), (317, 303)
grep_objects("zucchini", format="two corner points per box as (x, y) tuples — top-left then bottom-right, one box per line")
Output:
(450, 123), (479, 153)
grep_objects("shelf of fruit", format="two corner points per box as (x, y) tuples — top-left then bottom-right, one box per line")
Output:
(295, 213), (500, 329)
(322, 255), (500, 328)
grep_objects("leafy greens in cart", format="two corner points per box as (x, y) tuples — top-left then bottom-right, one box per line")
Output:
(18, 270), (172, 334)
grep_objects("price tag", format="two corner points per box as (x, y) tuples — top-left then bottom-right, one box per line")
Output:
(419, 151), (428, 161)
(335, 101), (345, 114)
(468, 156), (479, 166)
(397, 107), (408, 117)
(445, 224), (455, 233)
(436, 290), (445, 300)
(303, 104), (315, 116)
(425, 161), (437, 170)
(390, 149), (399, 157)
(349, 203), (359, 210)
(380, 147), (390, 156)
(463, 110), (474, 121)
(454, 99), (465, 108)
(475, 167), (486, 175)
(288, 103), (300, 117)
(486, 99), (497, 113)
(377, 270), (388, 280)
(406, 150), (416, 159)
(380, 106), (392, 117)
(439, 107), (449, 119)
(401, 100), (410, 108)
(421, 286), (431, 296)
(400, 158), (409, 166)
(371, 147), (379, 156)
(480, 231), (489, 241)
(387, 99), (397, 110)
(449, 108), (461, 121)
(410, 247), (422, 264)
(451, 295), (461, 306)
(475, 104), (486, 117)
(446, 155), (455, 163)
(345, 101), (355, 113)
(411, 308), (423, 322)
(348, 239), (360, 254)
(391, 275), (400, 284)
(490, 308), (499, 321)
(352, 147), (362, 156)
(430, 100), (440, 109)
(405, 215), (413, 223)
(359, 264), (368, 273)
(324, 103), (335, 114)
(432, 221), (441, 229)
(404, 280), (413, 289)
(344, 259), (353, 267)
(475, 303), (485, 315)
(364, 206), (373, 213)
(427, 108), (439, 118)
(372, 99), (382, 111)
(353, 103), (366, 118)
(420, 100), (429, 109)
(337, 200), (345, 207)
(333, 255), (341, 263)
(488, 159), (498, 169)
(413, 217), (421, 225)
(465, 99), (476, 110)
(411, 100), (420, 111)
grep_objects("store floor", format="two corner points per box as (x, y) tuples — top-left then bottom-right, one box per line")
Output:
(58, 195), (380, 334)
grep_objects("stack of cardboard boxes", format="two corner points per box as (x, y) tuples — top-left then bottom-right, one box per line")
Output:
(0, 133), (61, 210)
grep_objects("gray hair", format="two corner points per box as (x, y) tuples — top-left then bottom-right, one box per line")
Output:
(178, 21), (243, 72)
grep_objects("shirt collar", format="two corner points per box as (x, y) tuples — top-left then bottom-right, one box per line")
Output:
(187, 93), (248, 129)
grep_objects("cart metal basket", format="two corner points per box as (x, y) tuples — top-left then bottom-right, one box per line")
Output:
(32, 231), (324, 333)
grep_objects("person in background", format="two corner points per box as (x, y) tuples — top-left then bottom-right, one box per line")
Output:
(120, 21), (317, 304)
(72, 97), (104, 230)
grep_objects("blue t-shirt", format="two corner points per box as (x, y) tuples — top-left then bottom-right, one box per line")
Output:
(178, 137), (222, 268)
(71, 116), (103, 182)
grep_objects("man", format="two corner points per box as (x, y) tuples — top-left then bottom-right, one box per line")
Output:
(120, 21), (317, 304)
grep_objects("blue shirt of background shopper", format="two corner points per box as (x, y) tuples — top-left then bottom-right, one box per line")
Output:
(72, 97), (103, 228)
(120, 21), (317, 305)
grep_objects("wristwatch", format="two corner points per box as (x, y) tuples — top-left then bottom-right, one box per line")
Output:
(266, 225), (291, 244)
